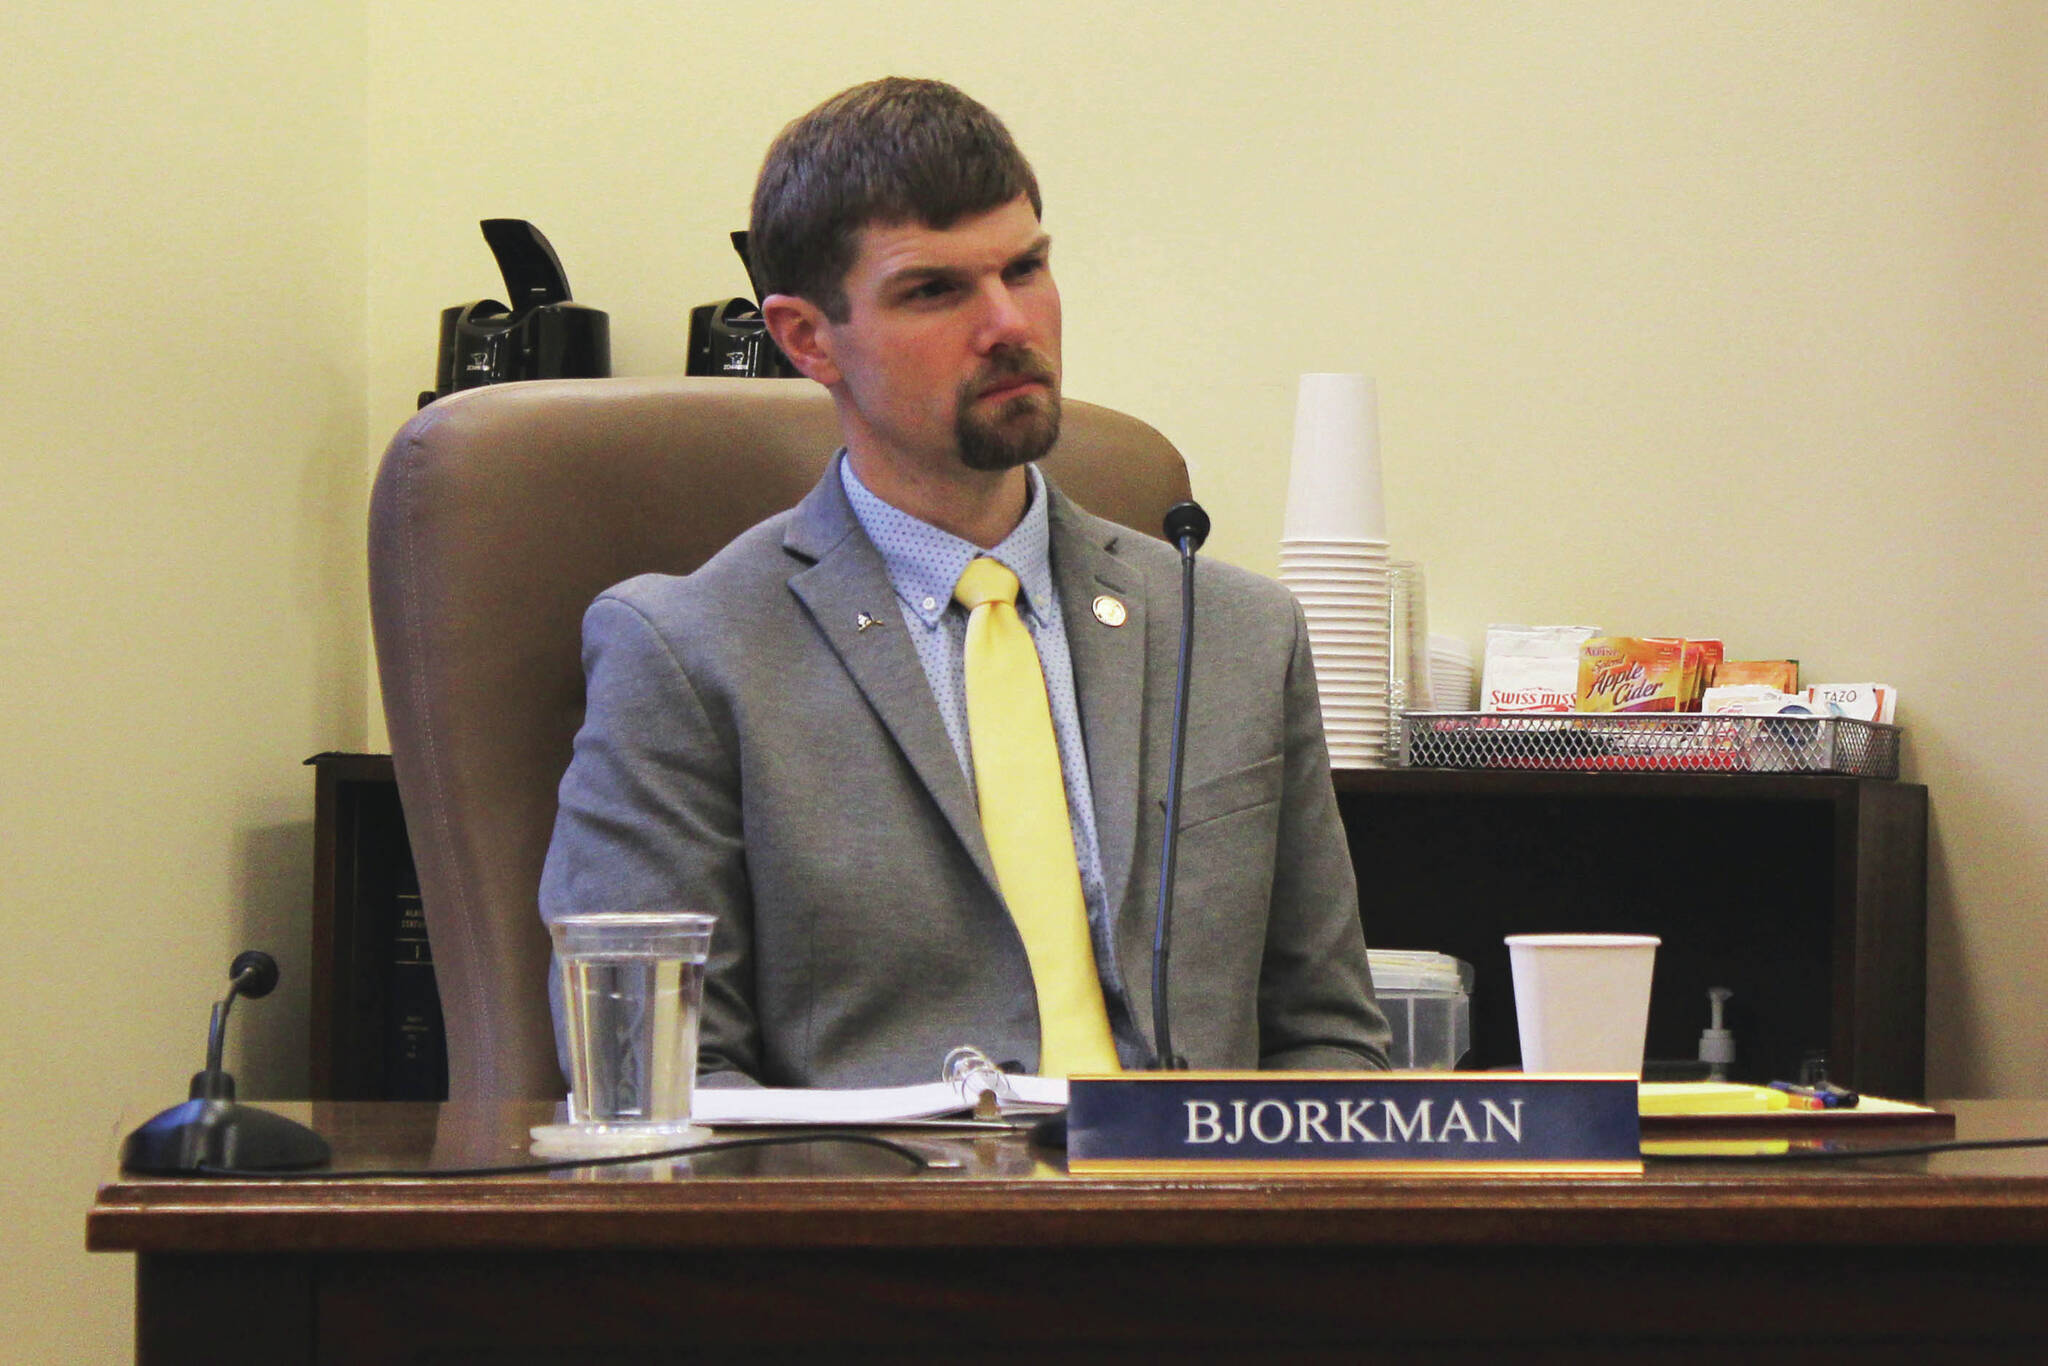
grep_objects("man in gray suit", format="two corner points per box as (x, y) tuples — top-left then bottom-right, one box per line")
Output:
(540, 78), (1388, 1086)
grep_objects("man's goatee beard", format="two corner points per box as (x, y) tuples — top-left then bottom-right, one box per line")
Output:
(955, 347), (1061, 471)
(957, 389), (1061, 471)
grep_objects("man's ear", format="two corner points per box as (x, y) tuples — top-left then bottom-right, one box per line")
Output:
(761, 294), (841, 386)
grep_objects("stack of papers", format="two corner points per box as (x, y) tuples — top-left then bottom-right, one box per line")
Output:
(693, 1075), (1068, 1127)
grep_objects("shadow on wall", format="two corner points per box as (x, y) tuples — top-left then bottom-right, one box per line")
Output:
(298, 389), (370, 747)
(1913, 713), (1996, 1100)
(227, 820), (315, 1099)
(1921, 801), (1972, 1095)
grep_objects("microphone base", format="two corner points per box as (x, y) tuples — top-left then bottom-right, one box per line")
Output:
(121, 1098), (331, 1175)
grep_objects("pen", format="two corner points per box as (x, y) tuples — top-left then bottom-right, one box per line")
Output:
(1767, 1083), (1827, 1110)
(1812, 1079), (1860, 1108)
(1769, 1080), (1860, 1109)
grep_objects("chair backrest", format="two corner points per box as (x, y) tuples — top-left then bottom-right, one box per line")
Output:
(368, 376), (1193, 1098)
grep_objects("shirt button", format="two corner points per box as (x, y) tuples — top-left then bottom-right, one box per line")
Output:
(922, 596), (937, 611)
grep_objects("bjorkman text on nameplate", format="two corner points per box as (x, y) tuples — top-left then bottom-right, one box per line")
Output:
(1065, 1073), (1641, 1174)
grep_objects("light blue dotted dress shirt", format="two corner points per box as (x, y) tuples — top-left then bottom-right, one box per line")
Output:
(839, 454), (1139, 1061)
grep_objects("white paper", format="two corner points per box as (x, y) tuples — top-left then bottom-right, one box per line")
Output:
(691, 1075), (1068, 1126)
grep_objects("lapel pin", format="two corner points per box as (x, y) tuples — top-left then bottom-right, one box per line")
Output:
(855, 612), (881, 632)
(1092, 595), (1128, 627)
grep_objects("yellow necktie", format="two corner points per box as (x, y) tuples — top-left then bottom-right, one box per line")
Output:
(954, 557), (1119, 1076)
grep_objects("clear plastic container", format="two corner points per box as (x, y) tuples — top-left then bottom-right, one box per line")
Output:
(1369, 949), (1473, 1070)
(532, 911), (716, 1157)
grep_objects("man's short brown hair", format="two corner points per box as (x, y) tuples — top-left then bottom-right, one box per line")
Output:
(749, 77), (1042, 322)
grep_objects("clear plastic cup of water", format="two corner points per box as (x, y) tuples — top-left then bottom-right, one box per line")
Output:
(535, 911), (715, 1155)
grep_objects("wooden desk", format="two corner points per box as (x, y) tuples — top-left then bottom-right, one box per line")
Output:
(91, 1100), (2048, 1364)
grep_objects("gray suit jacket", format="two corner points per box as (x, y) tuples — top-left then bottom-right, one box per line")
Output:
(539, 465), (1389, 1086)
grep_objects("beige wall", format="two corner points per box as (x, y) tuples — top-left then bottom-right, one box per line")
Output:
(9, 3), (2044, 1357)
(366, 1), (2046, 1094)
(2, 4), (367, 1358)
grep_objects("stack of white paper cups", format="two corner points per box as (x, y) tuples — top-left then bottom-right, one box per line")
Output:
(1279, 373), (1390, 769)
(1429, 634), (1478, 711)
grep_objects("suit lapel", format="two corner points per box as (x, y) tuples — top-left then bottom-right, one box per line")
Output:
(783, 466), (1000, 896)
(1049, 490), (1150, 935)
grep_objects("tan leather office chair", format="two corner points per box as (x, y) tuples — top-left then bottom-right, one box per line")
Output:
(369, 376), (1193, 1099)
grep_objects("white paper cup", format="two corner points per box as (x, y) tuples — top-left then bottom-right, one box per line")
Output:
(1281, 574), (1391, 589)
(1290, 597), (1392, 613)
(1284, 373), (1387, 542)
(1279, 551), (1393, 567)
(1505, 933), (1660, 1075)
(1281, 535), (1392, 550)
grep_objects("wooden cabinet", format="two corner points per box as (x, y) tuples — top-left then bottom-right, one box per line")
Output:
(307, 759), (1928, 1099)
(307, 753), (446, 1101)
(1333, 769), (1928, 1096)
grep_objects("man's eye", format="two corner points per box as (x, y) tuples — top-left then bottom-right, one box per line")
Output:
(907, 280), (955, 301)
(1007, 257), (1046, 282)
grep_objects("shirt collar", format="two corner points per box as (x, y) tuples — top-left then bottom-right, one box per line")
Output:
(840, 452), (1055, 627)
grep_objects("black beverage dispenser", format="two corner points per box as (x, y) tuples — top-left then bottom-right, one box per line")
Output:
(685, 231), (800, 379)
(420, 219), (610, 407)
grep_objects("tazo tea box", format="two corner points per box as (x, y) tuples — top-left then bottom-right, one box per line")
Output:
(1576, 637), (1691, 713)
(1807, 683), (1897, 724)
(1481, 624), (1602, 713)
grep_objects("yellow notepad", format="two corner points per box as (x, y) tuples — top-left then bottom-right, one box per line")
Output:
(1638, 1082), (1791, 1116)
(1638, 1082), (1938, 1119)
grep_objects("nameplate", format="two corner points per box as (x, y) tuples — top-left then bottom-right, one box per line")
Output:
(1066, 1072), (1641, 1175)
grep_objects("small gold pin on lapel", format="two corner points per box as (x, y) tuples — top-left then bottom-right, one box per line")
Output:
(856, 612), (881, 632)
(1092, 595), (1127, 627)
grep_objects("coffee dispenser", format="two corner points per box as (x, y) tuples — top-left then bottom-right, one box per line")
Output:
(419, 219), (610, 407)
(685, 231), (800, 379)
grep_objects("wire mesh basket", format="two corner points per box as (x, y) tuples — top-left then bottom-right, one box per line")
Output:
(1396, 711), (1901, 779)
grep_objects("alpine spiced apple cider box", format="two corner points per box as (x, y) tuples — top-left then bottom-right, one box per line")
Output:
(1575, 637), (1722, 713)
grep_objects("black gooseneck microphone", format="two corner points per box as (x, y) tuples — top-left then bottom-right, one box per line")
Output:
(1151, 499), (1211, 1071)
(196, 950), (278, 1095)
(122, 950), (332, 1174)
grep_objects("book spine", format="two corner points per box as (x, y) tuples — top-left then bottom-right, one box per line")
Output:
(385, 866), (449, 1100)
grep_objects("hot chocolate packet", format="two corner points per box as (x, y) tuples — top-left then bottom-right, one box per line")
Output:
(1481, 624), (1601, 713)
